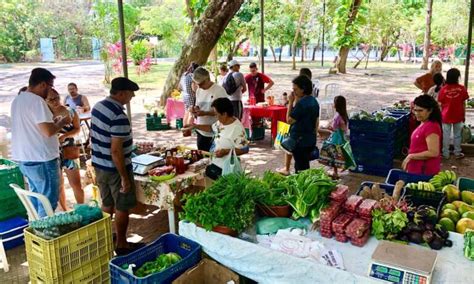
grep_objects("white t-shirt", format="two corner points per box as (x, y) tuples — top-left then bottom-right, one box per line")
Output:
(11, 91), (60, 162)
(195, 83), (228, 137)
(211, 119), (249, 169)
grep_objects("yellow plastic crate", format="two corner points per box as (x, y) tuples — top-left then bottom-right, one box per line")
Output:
(29, 252), (111, 284)
(25, 212), (113, 280)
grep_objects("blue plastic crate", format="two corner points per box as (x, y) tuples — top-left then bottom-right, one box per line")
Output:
(356, 181), (406, 198)
(349, 119), (398, 135)
(457, 177), (474, 191)
(351, 164), (392, 177)
(351, 142), (395, 158)
(352, 150), (394, 168)
(350, 131), (397, 145)
(385, 169), (433, 185)
(110, 233), (201, 284)
(0, 217), (28, 250)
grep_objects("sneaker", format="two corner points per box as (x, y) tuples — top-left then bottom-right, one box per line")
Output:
(276, 167), (290, 176)
(454, 153), (465, 159)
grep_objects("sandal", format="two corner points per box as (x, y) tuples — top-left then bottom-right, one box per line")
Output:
(276, 167), (290, 176)
(455, 153), (465, 159)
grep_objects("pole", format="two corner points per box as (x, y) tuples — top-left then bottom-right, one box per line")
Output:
(321, 0), (326, 67)
(464, 0), (473, 88)
(117, 0), (132, 124)
(260, 0), (265, 73)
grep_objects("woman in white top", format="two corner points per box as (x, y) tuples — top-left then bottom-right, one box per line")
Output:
(183, 97), (249, 179)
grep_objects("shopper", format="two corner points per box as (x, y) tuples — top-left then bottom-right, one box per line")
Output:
(402, 95), (442, 175)
(245, 62), (274, 103)
(91, 77), (139, 255)
(64, 82), (90, 113)
(427, 73), (445, 100)
(437, 68), (469, 159)
(414, 60), (442, 93)
(183, 98), (249, 180)
(224, 60), (247, 120)
(217, 64), (228, 85)
(45, 88), (84, 211)
(180, 62), (200, 126)
(277, 68), (320, 176)
(190, 67), (228, 152)
(11, 68), (72, 217)
(286, 75), (319, 173)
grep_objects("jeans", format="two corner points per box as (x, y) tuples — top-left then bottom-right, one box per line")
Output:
(18, 159), (60, 218)
(442, 122), (463, 157)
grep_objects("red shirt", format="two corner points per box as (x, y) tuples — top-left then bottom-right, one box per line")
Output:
(245, 72), (271, 103)
(407, 121), (441, 175)
(438, 84), (469, 123)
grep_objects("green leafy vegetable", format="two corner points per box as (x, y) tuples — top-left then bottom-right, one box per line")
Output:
(372, 208), (408, 240)
(134, 252), (182, 277)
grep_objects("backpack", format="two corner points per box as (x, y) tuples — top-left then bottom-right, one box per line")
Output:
(222, 72), (239, 95)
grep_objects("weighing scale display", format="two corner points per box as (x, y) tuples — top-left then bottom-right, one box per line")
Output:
(369, 263), (428, 284)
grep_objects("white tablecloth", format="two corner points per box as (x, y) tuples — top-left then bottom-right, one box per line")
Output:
(179, 221), (471, 284)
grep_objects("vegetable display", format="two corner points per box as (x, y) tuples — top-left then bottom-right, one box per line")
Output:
(349, 110), (397, 123)
(371, 208), (408, 241)
(465, 230), (474, 260)
(259, 171), (290, 206)
(436, 185), (474, 234)
(285, 168), (336, 221)
(132, 253), (182, 277)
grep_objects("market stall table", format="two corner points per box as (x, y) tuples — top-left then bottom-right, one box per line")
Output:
(179, 221), (471, 284)
(134, 170), (209, 234)
(78, 112), (91, 154)
(165, 97), (252, 129)
(246, 105), (287, 140)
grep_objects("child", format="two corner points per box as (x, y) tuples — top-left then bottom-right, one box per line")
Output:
(427, 73), (444, 100)
(217, 64), (228, 85)
(319, 95), (350, 179)
(437, 68), (469, 159)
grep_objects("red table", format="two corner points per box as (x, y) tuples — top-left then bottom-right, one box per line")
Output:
(246, 105), (287, 140)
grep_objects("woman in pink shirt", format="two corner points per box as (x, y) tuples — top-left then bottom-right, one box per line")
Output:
(402, 95), (442, 175)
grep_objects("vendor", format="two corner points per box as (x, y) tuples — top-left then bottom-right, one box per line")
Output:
(402, 95), (442, 175)
(183, 97), (249, 180)
(414, 60), (442, 93)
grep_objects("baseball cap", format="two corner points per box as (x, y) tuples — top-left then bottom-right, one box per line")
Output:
(192, 67), (210, 84)
(111, 77), (139, 92)
(228, 60), (240, 68)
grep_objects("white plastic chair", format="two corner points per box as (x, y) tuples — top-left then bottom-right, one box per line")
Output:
(320, 83), (341, 119)
(312, 79), (320, 98)
(9, 183), (54, 221)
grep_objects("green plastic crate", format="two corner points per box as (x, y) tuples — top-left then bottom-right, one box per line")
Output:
(0, 159), (27, 220)
(146, 116), (171, 131)
(251, 127), (265, 141)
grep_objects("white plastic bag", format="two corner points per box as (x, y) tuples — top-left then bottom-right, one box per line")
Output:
(222, 148), (242, 175)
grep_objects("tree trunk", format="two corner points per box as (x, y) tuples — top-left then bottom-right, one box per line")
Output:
(301, 39), (306, 62)
(292, 1), (310, 70)
(380, 42), (389, 62)
(161, 0), (244, 105)
(365, 47), (371, 69)
(312, 45), (317, 61)
(421, 0), (433, 70)
(336, 0), (363, 73)
(227, 37), (248, 61)
(210, 46), (218, 80)
(336, 47), (350, 73)
(279, 46), (283, 62)
(269, 45), (277, 62)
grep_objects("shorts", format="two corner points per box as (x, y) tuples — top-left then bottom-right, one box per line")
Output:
(95, 168), (137, 211)
(61, 158), (80, 170)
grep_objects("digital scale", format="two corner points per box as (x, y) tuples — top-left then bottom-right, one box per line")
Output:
(132, 154), (165, 175)
(368, 241), (438, 284)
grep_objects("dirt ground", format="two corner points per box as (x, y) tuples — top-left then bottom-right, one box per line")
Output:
(1, 59), (474, 283)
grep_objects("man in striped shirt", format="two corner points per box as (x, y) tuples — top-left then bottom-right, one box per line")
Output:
(91, 77), (138, 255)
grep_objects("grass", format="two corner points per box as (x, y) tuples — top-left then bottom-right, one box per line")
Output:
(127, 62), (174, 95)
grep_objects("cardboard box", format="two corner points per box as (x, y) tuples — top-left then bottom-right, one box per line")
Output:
(173, 258), (239, 284)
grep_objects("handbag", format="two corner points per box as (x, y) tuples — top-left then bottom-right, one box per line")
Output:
(280, 137), (297, 154)
(62, 145), (80, 160)
(222, 148), (242, 175)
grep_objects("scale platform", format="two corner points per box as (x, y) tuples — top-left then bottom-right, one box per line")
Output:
(132, 154), (164, 175)
(368, 241), (437, 284)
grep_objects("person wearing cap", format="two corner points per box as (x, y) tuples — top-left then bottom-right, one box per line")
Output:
(225, 60), (247, 120)
(245, 62), (274, 103)
(90, 77), (139, 255)
(190, 67), (228, 151)
(11, 68), (72, 217)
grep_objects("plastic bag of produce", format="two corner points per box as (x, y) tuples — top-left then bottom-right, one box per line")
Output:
(465, 229), (474, 261)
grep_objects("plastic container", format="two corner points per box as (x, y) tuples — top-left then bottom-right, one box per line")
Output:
(351, 164), (392, 177)
(0, 158), (25, 193)
(385, 169), (433, 185)
(110, 233), (201, 284)
(0, 216), (28, 250)
(0, 194), (27, 221)
(251, 126), (265, 141)
(29, 252), (110, 284)
(24, 212), (113, 280)
(349, 118), (399, 135)
(457, 177), (474, 191)
(404, 188), (445, 209)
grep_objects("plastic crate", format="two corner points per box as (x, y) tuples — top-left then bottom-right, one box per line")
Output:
(404, 188), (445, 209)
(25, 212), (113, 280)
(146, 116), (172, 131)
(350, 131), (397, 145)
(352, 150), (394, 168)
(351, 142), (395, 158)
(110, 233), (202, 284)
(30, 252), (110, 284)
(0, 194), (27, 221)
(251, 126), (265, 141)
(349, 119), (398, 135)
(356, 181), (406, 198)
(0, 216), (28, 250)
(0, 158), (25, 192)
(457, 177), (474, 191)
(385, 169), (433, 185)
(351, 164), (392, 177)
